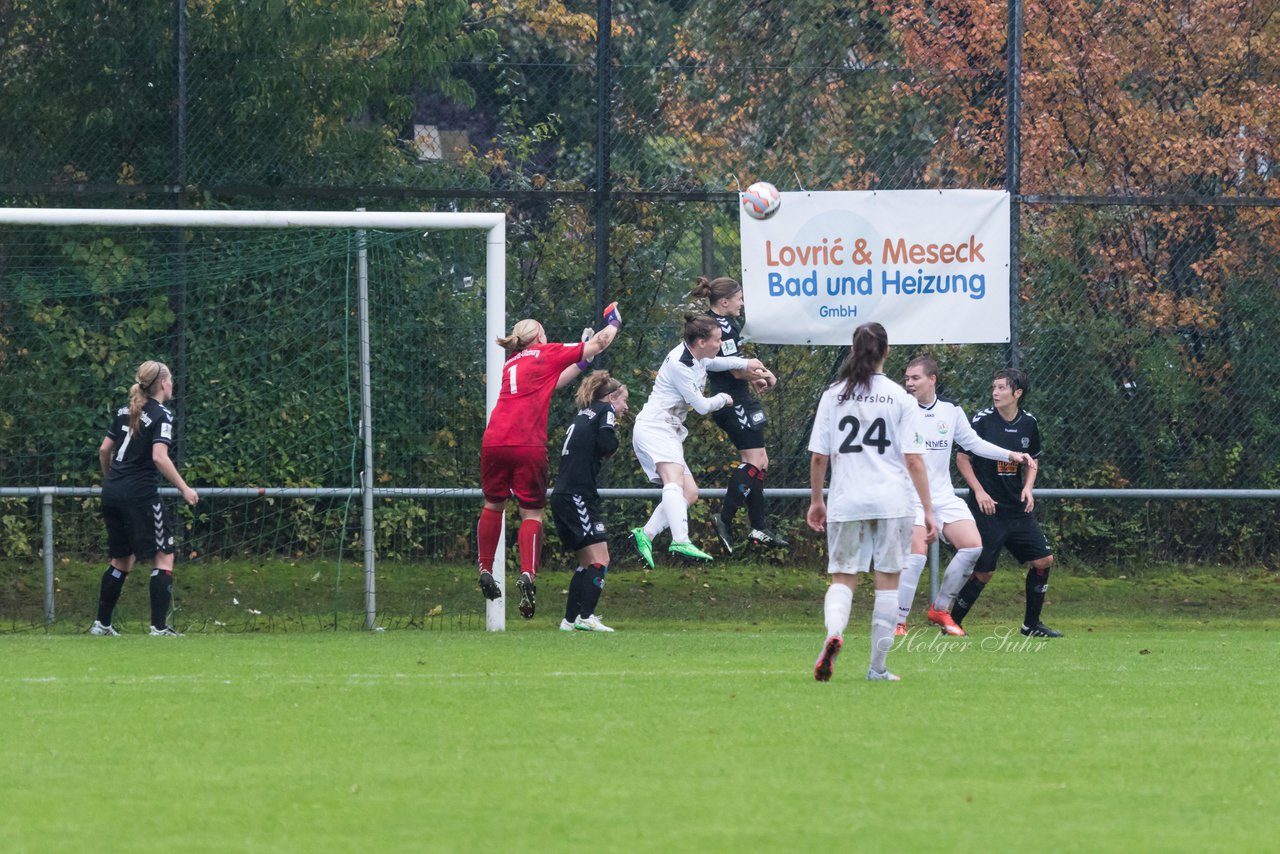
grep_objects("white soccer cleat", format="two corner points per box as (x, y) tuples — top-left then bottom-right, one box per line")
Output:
(88, 620), (120, 636)
(149, 625), (184, 637)
(558, 619), (576, 632)
(866, 668), (901, 682)
(573, 614), (615, 632)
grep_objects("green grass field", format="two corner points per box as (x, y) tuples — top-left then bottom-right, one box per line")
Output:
(4, 562), (1279, 853)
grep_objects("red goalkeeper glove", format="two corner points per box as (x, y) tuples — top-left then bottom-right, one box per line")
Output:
(603, 302), (622, 328)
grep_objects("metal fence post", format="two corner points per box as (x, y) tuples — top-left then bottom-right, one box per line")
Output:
(357, 220), (376, 630)
(593, 0), (613, 338)
(1005, 0), (1023, 369)
(41, 488), (55, 624)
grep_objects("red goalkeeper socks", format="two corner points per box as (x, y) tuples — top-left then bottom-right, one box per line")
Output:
(477, 507), (503, 573)
(518, 518), (543, 577)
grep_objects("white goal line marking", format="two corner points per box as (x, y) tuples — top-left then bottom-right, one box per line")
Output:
(13, 668), (798, 686)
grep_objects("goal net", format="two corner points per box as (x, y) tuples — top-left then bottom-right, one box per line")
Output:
(0, 208), (515, 632)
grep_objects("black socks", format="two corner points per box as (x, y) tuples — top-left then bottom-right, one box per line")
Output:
(1024, 566), (1050, 627)
(565, 568), (588, 622)
(149, 569), (173, 629)
(564, 563), (608, 622)
(97, 566), (127, 625)
(950, 576), (988, 626)
(721, 464), (754, 525)
(722, 463), (768, 530)
(579, 563), (607, 618)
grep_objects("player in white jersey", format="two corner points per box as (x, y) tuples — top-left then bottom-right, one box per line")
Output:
(630, 313), (765, 565)
(807, 323), (935, 683)
(896, 355), (1035, 637)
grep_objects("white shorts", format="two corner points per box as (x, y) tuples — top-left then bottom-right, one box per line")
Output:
(825, 516), (914, 575)
(632, 416), (689, 484)
(913, 492), (975, 528)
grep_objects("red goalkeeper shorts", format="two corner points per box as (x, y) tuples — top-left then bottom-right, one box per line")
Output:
(480, 444), (549, 508)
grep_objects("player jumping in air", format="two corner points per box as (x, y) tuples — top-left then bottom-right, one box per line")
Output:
(692, 275), (787, 554)
(630, 313), (768, 566)
(477, 307), (620, 618)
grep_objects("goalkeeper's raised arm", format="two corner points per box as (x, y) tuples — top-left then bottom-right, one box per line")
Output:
(559, 302), (624, 387)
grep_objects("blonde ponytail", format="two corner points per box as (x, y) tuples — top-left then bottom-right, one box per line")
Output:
(128, 361), (169, 434)
(496, 318), (545, 353)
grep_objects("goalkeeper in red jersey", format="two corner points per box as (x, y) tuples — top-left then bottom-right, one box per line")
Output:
(477, 306), (620, 617)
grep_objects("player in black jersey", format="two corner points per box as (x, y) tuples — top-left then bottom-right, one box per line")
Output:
(91, 361), (199, 636)
(951, 368), (1061, 637)
(550, 372), (629, 631)
(692, 276), (785, 554)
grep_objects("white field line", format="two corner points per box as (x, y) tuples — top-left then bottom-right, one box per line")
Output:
(12, 668), (799, 686)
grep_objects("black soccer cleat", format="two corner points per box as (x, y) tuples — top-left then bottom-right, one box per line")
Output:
(1021, 621), (1064, 638)
(478, 570), (501, 602)
(749, 528), (790, 549)
(711, 515), (734, 555)
(517, 571), (537, 619)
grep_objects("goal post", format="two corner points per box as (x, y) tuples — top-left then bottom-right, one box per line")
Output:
(0, 207), (513, 631)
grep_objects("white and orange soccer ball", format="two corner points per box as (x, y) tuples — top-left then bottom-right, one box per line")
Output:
(740, 181), (781, 220)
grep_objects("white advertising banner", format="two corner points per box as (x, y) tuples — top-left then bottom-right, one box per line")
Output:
(739, 189), (1010, 345)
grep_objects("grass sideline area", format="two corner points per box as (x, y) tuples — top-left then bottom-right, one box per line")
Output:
(4, 623), (1278, 852)
(3, 557), (1279, 633)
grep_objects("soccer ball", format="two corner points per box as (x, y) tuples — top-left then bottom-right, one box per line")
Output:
(741, 181), (781, 220)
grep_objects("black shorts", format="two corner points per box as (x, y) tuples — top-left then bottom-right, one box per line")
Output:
(102, 493), (175, 560)
(971, 511), (1052, 573)
(550, 493), (608, 552)
(711, 399), (767, 451)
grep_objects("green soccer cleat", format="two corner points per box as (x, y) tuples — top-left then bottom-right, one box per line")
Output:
(668, 540), (713, 562)
(631, 527), (655, 569)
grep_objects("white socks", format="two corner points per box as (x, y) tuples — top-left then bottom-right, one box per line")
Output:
(870, 589), (898, 673)
(660, 482), (690, 543)
(934, 546), (982, 611)
(897, 553), (928, 622)
(823, 583), (853, 639)
(642, 502), (669, 540)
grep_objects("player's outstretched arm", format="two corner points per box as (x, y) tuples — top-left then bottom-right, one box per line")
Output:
(559, 326), (599, 389)
(955, 411), (1021, 464)
(582, 323), (617, 361)
(556, 363), (583, 389)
